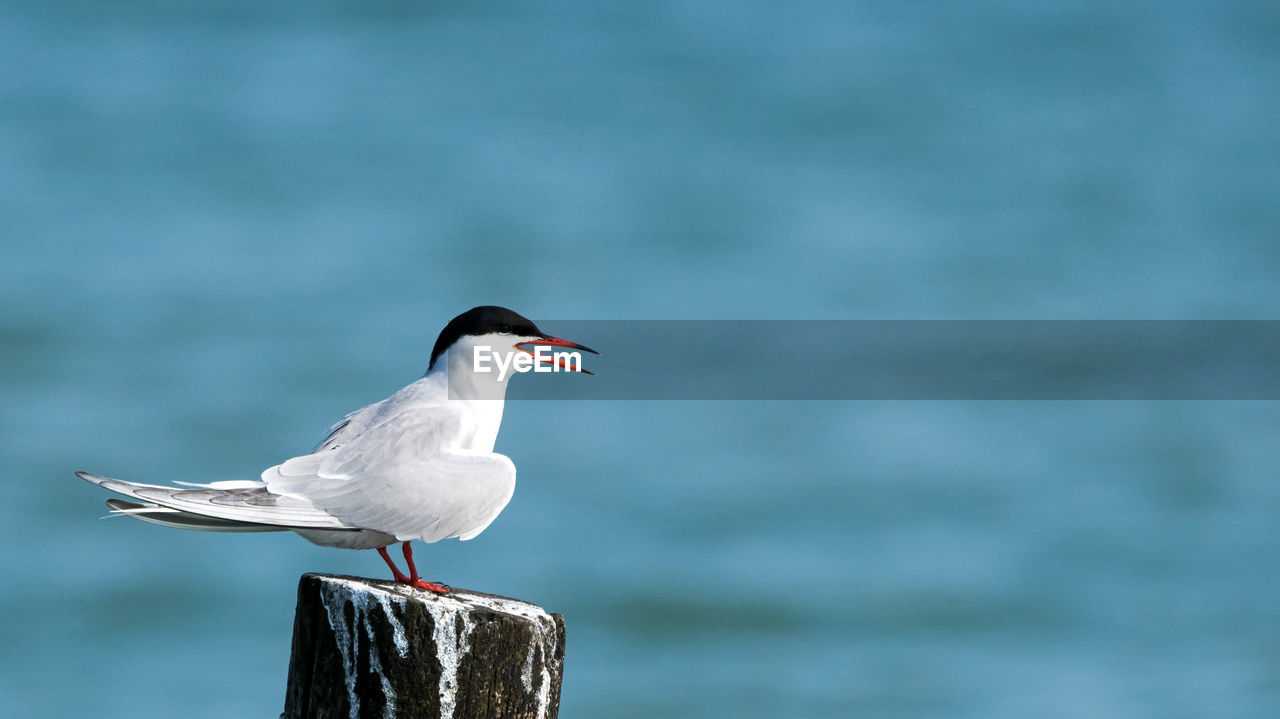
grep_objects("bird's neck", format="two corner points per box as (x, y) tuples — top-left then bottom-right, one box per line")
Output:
(428, 340), (515, 403)
(414, 344), (508, 452)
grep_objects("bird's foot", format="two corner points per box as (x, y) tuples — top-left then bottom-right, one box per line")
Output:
(399, 541), (449, 593)
(378, 542), (449, 592)
(407, 578), (451, 594)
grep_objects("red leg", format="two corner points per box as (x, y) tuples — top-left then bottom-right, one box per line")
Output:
(401, 541), (420, 581)
(377, 546), (411, 584)
(400, 541), (450, 594)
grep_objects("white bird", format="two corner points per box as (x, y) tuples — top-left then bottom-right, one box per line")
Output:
(78, 306), (596, 593)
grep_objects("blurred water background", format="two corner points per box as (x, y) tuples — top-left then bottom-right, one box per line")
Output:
(3, 1), (1279, 717)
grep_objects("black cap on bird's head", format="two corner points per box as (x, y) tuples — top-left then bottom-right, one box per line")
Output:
(428, 306), (598, 372)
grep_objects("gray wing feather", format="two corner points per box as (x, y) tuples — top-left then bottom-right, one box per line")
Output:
(77, 471), (352, 529)
(105, 499), (290, 533)
(262, 405), (516, 543)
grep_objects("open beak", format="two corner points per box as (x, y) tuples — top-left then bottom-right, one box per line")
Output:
(515, 335), (599, 374)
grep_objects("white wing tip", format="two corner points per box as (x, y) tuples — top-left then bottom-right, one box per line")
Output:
(173, 480), (265, 490)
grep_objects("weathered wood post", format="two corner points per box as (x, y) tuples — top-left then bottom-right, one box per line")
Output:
(283, 574), (565, 719)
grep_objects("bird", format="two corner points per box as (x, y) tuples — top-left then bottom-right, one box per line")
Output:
(78, 306), (596, 593)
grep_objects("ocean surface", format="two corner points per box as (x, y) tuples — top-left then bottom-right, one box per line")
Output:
(3, 1), (1279, 717)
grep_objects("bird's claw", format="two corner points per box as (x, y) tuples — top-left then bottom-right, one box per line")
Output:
(412, 579), (450, 594)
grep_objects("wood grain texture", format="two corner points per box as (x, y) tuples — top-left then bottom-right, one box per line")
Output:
(284, 574), (564, 719)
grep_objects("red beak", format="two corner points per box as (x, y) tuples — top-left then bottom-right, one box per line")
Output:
(515, 335), (599, 374)
(533, 335), (598, 355)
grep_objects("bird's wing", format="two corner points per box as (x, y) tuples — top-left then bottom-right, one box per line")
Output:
(262, 404), (517, 543)
(313, 405), (370, 452)
(105, 498), (291, 532)
(76, 471), (354, 529)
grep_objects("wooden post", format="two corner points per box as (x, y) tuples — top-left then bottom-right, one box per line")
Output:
(283, 573), (565, 719)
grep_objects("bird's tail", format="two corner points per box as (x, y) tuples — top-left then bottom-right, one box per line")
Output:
(76, 471), (352, 532)
(103, 498), (288, 533)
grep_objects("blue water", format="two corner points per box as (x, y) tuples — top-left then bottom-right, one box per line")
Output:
(3, 1), (1279, 717)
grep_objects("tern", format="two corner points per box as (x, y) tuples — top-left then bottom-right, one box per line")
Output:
(78, 306), (596, 593)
